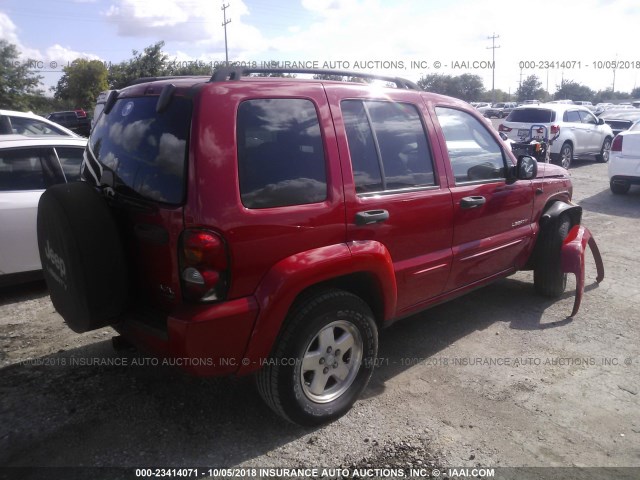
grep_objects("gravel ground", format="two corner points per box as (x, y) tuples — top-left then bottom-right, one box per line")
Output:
(1, 155), (639, 480)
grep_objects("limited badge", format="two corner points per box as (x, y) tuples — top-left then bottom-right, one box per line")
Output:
(121, 101), (134, 117)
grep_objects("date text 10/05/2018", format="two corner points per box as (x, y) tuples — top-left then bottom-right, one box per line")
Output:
(519, 60), (640, 69)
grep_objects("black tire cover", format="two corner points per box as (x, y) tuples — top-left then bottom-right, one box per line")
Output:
(37, 182), (128, 333)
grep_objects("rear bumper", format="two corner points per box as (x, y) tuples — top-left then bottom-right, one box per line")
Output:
(609, 153), (640, 182)
(116, 296), (260, 376)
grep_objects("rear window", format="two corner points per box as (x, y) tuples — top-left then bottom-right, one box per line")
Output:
(88, 96), (191, 204)
(506, 109), (556, 123)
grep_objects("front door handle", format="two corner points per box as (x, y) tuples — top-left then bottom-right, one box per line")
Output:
(460, 196), (486, 209)
(355, 209), (389, 225)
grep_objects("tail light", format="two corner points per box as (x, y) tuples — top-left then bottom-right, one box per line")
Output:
(179, 229), (229, 303)
(611, 135), (623, 152)
(498, 124), (511, 132)
(550, 125), (560, 135)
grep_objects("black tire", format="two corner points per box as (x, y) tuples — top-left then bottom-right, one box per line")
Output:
(534, 215), (571, 298)
(596, 137), (612, 163)
(610, 180), (630, 195)
(256, 289), (378, 426)
(37, 182), (129, 333)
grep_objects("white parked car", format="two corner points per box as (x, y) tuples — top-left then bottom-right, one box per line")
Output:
(609, 121), (640, 194)
(0, 109), (79, 138)
(0, 135), (87, 285)
(498, 104), (614, 168)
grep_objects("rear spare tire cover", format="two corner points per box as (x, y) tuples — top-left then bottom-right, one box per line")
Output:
(37, 182), (128, 333)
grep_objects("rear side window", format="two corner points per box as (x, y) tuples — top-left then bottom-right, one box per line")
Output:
(237, 99), (327, 209)
(506, 109), (556, 123)
(0, 148), (62, 191)
(88, 96), (192, 204)
(341, 100), (435, 193)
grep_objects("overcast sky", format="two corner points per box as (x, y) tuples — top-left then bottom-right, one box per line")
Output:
(1, 0), (639, 96)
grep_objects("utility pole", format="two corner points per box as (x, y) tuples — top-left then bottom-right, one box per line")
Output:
(612, 53), (618, 93)
(519, 67), (524, 89)
(486, 33), (500, 103)
(221, 2), (231, 66)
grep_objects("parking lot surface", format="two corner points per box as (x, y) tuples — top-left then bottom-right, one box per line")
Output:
(1, 152), (639, 477)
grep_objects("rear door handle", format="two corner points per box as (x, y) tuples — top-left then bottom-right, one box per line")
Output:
(355, 209), (389, 225)
(460, 196), (486, 209)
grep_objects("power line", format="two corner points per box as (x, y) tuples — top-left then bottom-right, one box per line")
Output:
(486, 33), (500, 102)
(221, 2), (231, 65)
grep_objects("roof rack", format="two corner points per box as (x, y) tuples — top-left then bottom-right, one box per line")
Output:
(209, 67), (420, 90)
(129, 75), (210, 86)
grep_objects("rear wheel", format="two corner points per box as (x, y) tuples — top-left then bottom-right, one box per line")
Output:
(610, 180), (630, 195)
(256, 290), (377, 426)
(534, 215), (571, 298)
(596, 137), (612, 163)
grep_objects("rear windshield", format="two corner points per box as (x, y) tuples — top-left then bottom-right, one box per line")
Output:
(506, 108), (556, 123)
(88, 95), (191, 204)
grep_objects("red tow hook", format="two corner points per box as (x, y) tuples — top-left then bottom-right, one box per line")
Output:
(561, 226), (605, 317)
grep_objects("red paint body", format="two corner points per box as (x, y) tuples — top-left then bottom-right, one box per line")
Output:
(111, 77), (599, 376)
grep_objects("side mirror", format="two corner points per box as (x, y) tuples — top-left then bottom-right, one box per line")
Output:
(516, 155), (538, 180)
(598, 117), (605, 125)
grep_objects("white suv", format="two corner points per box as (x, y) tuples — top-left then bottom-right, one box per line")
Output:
(499, 104), (614, 168)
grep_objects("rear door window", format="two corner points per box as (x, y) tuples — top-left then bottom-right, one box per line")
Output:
(341, 100), (435, 193)
(236, 98), (327, 209)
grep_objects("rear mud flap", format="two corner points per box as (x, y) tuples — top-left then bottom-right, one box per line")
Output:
(561, 226), (605, 317)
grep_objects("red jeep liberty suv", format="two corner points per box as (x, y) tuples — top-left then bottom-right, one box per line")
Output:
(37, 68), (604, 425)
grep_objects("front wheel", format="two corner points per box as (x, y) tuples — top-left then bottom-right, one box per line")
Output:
(256, 290), (378, 426)
(534, 215), (571, 298)
(597, 137), (612, 163)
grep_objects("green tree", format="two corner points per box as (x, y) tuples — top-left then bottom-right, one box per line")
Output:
(54, 59), (108, 110)
(108, 41), (169, 89)
(456, 74), (485, 102)
(417, 73), (455, 95)
(0, 40), (44, 110)
(516, 75), (547, 102)
(593, 88), (631, 104)
(630, 86), (640, 99)
(163, 60), (215, 77)
(481, 89), (510, 102)
(554, 80), (594, 102)
(417, 73), (484, 101)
